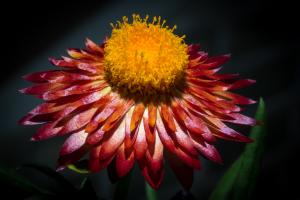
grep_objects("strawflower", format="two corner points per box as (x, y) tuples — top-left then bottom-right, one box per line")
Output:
(20, 14), (257, 189)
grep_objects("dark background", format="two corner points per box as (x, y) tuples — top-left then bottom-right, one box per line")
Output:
(1, 0), (299, 199)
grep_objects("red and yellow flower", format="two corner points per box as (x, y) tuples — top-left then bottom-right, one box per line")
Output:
(20, 14), (257, 189)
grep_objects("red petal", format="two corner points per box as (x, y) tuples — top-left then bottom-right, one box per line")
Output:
(87, 97), (119, 130)
(188, 44), (201, 55)
(171, 100), (210, 136)
(156, 114), (201, 169)
(42, 70), (98, 83)
(85, 95), (111, 133)
(193, 141), (222, 164)
(102, 100), (133, 132)
(173, 119), (198, 156)
(42, 81), (107, 101)
(67, 48), (100, 60)
(144, 130), (164, 188)
(19, 83), (66, 95)
(187, 86), (220, 103)
(89, 145), (101, 172)
(225, 113), (257, 126)
(31, 121), (62, 141)
(195, 54), (231, 70)
(205, 116), (253, 142)
(139, 156), (164, 189)
(115, 143), (135, 178)
(230, 79), (256, 90)
(214, 91), (256, 105)
(60, 130), (88, 156)
(59, 107), (98, 135)
(155, 112), (175, 152)
(57, 146), (88, 169)
(23, 70), (53, 83)
(85, 38), (104, 55)
(50, 57), (100, 74)
(100, 119), (126, 161)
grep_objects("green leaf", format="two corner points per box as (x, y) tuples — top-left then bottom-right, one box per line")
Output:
(22, 164), (77, 193)
(0, 166), (52, 196)
(67, 159), (89, 174)
(113, 172), (132, 200)
(145, 182), (157, 200)
(209, 98), (267, 200)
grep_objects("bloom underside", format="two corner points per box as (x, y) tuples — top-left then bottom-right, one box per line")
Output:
(20, 15), (257, 190)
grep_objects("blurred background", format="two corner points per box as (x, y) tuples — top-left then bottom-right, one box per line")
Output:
(1, 0), (299, 199)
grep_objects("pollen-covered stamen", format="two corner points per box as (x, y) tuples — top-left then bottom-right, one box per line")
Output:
(104, 14), (188, 95)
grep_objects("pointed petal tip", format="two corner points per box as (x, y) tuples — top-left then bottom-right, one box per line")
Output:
(214, 155), (224, 165)
(18, 88), (26, 94)
(85, 37), (91, 42)
(248, 79), (256, 83)
(56, 165), (65, 172)
(22, 74), (31, 80)
(241, 136), (254, 143)
(49, 57), (59, 66)
(249, 99), (257, 104)
(224, 53), (231, 58)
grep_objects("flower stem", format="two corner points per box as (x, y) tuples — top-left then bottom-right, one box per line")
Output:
(145, 182), (157, 200)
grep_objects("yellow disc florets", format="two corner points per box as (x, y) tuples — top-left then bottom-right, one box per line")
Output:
(104, 14), (188, 96)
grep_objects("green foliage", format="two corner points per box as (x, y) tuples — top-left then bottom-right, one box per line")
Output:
(67, 159), (89, 174)
(0, 166), (52, 196)
(209, 98), (267, 200)
(146, 182), (157, 200)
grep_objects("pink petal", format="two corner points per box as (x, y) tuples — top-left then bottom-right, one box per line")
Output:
(60, 130), (88, 156)
(99, 119), (126, 161)
(134, 118), (148, 160)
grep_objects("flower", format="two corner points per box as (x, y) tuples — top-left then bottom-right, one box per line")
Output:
(19, 14), (257, 189)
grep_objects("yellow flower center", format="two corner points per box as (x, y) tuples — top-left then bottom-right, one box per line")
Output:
(104, 14), (188, 96)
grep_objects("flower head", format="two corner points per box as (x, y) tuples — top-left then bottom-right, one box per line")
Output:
(20, 14), (257, 189)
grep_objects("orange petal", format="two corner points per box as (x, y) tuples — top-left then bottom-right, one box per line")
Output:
(143, 108), (155, 145)
(102, 100), (133, 132)
(124, 107), (138, 149)
(130, 104), (145, 133)
(159, 104), (176, 132)
(148, 104), (157, 129)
